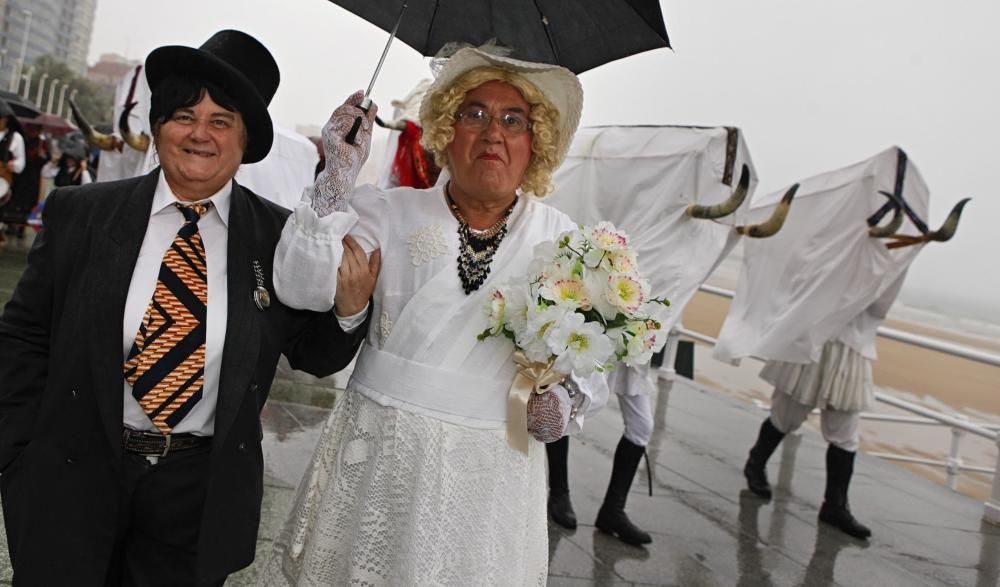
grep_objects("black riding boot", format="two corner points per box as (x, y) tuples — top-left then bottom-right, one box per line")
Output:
(744, 418), (785, 499)
(818, 444), (872, 540)
(546, 436), (577, 529)
(595, 436), (651, 545)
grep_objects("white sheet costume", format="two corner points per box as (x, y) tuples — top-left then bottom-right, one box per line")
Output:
(716, 146), (930, 451)
(258, 179), (607, 586)
(546, 125), (758, 442)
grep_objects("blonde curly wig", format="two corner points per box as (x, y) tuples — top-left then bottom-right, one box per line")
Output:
(420, 67), (561, 197)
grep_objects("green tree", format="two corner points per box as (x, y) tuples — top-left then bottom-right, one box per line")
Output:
(22, 55), (114, 124)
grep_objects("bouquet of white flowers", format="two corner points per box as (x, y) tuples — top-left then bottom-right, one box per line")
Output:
(479, 222), (669, 451)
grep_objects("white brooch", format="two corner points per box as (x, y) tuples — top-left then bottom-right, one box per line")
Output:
(378, 312), (393, 349)
(407, 223), (449, 266)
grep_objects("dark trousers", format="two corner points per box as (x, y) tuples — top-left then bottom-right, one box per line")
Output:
(105, 443), (223, 587)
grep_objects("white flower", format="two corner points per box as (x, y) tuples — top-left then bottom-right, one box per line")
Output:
(583, 247), (609, 270)
(609, 249), (638, 274)
(518, 303), (570, 363)
(622, 332), (655, 367)
(502, 283), (533, 339)
(546, 312), (615, 375)
(527, 240), (560, 277)
(590, 222), (629, 252)
(583, 267), (619, 320)
(485, 289), (506, 335)
(539, 278), (592, 310)
(606, 273), (647, 314)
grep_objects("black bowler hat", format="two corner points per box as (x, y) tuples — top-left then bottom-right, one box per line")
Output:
(145, 30), (279, 164)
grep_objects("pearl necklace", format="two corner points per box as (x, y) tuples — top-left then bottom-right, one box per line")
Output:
(447, 187), (517, 294)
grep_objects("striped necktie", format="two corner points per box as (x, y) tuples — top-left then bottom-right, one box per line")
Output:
(123, 202), (212, 434)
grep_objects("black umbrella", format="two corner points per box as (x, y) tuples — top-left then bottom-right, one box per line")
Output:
(330, 0), (671, 74)
(0, 97), (26, 136)
(0, 89), (42, 119)
(335, 0), (671, 142)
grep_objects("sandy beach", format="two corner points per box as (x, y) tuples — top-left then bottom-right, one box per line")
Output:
(679, 285), (1000, 501)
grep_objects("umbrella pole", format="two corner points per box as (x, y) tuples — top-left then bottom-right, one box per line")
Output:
(346, 0), (408, 144)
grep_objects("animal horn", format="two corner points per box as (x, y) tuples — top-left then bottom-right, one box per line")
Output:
(925, 198), (971, 242)
(686, 164), (750, 219)
(119, 101), (150, 152)
(869, 190), (904, 237)
(68, 97), (122, 152)
(735, 184), (799, 238)
(375, 115), (407, 131)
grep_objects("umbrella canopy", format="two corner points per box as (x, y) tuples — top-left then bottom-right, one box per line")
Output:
(328, 0), (671, 74)
(0, 89), (42, 118)
(20, 112), (75, 136)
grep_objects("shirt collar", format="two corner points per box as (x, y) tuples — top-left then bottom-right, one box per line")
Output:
(152, 170), (232, 227)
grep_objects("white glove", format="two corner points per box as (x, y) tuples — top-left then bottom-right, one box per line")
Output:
(527, 384), (572, 443)
(311, 91), (378, 217)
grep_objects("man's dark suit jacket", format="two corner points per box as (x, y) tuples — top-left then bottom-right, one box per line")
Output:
(0, 169), (366, 584)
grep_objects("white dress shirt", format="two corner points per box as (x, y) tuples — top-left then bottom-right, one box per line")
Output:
(122, 172), (367, 436)
(0, 129), (26, 174)
(122, 172), (232, 436)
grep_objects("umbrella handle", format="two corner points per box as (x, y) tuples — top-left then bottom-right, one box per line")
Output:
(345, 97), (373, 145)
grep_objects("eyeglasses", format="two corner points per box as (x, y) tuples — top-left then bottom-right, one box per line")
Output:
(454, 105), (532, 136)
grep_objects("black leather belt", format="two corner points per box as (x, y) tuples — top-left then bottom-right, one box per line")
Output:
(122, 428), (212, 457)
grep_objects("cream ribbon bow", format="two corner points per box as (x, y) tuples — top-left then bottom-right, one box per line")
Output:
(507, 351), (565, 454)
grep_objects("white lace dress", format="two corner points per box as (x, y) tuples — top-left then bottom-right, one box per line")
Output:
(257, 392), (548, 586)
(259, 183), (605, 586)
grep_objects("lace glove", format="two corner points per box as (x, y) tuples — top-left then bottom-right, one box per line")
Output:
(312, 91), (378, 217)
(527, 384), (572, 443)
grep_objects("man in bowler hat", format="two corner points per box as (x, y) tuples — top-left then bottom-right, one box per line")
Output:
(0, 30), (378, 585)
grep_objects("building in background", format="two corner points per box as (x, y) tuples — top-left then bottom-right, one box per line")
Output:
(87, 52), (139, 89)
(0, 0), (98, 93)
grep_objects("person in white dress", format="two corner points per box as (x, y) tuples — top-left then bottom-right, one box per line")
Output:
(257, 45), (608, 586)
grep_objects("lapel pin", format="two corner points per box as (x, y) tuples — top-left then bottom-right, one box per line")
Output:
(252, 260), (270, 311)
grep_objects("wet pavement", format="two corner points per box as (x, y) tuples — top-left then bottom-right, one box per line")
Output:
(2, 237), (999, 586)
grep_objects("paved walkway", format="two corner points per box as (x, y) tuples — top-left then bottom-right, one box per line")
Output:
(2, 236), (998, 586)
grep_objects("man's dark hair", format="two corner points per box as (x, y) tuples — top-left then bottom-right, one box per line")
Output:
(148, 75), (247, 145)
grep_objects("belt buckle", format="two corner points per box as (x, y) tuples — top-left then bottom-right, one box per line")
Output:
(160, 433), (172, 458)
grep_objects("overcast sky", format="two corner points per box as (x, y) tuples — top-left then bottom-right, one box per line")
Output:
(88, 0), (1000, 326)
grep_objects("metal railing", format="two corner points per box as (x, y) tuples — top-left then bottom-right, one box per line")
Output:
(679, 284), (1000, 524)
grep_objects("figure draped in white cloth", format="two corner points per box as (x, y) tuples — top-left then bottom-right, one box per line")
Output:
(541, 125), (781, 546)
(714, 146), (969, 540)
(257, 46), (608, 586)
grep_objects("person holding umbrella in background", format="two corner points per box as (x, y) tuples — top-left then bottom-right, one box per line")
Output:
(42, 140), (93, 188)
(0, 101), (26, 247)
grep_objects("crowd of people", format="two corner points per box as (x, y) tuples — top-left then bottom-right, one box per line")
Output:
(0, 101), (96, 248)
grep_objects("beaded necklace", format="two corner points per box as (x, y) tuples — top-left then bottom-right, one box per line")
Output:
(446, 186), (517, 294)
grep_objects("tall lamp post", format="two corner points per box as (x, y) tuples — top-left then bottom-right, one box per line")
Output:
(63, 89), (78, 119)
(20, 66), (34, 99)
(46, 78), (60, 114)
(57, 84), (71, 118)
(34, 72), (48, 106)
(10, 9), (32, 92)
